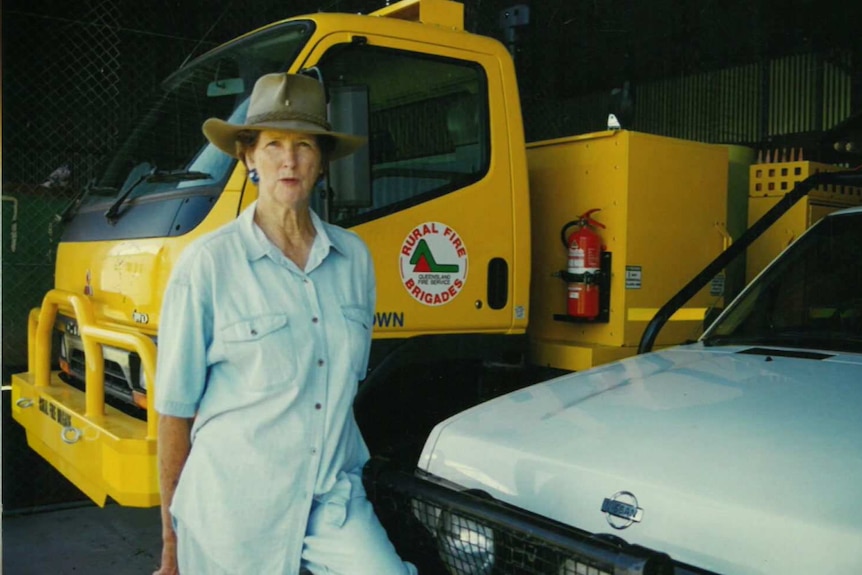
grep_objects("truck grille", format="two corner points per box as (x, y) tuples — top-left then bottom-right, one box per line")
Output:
(69, 349), (134, 399)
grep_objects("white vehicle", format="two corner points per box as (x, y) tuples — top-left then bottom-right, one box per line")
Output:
(365, 185), (862, 574)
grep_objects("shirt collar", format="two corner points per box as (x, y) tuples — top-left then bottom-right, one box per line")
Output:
(238, 201), (347, 264)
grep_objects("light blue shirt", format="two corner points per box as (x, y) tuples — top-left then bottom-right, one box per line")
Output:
(155, 201), (375, 574)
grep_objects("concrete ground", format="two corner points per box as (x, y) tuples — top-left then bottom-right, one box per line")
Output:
(2, 503), (163, 575)
(2, 380), (163, 574)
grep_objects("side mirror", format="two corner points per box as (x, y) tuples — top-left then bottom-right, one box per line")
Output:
(328, 85), (371, 209)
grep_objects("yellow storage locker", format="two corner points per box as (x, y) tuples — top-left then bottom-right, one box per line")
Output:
(526, 130), (730, 371)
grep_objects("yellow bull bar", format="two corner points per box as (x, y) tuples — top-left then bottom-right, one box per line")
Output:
(11, 289), (161, 507)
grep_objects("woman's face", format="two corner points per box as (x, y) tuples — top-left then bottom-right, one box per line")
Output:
(246, 129), (323, 210)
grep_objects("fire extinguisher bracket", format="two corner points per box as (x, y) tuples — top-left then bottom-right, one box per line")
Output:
(554, 251), (612, 324)
(558, 270), (602, 284)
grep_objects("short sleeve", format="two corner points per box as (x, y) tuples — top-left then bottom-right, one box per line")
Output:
(154, 259), (212, 418)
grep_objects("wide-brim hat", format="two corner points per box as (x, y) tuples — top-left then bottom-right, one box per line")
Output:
(202, 73), (366, 161)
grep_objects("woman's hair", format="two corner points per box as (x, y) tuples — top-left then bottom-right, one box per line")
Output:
(235, 130), (335, 165)
(235, 130), (260, 160)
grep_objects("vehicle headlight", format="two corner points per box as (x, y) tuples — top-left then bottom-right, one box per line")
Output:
(437, 509), (495, 575)
(412, 499), (495, 575)
(559, 558), (611, 575)
(59, 335), (67, 360)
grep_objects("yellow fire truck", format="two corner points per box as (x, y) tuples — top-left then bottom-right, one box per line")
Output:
(12, 0), (857, 508)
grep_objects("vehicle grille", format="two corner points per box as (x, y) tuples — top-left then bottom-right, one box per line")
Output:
(409, 497), (612, 575)
(363, 459), (681, 575)
(69, 348), (133, 398)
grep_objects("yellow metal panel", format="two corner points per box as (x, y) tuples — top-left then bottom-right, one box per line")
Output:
(371, 0), (464, 31)
(54, 178), (245, 332)
(746, 160), (862, 281)
(526, 131), (627, 354)
(528, 339), (636, 372)
(627, 307), (707, 322)
(749, 160), (862, 202)
(746, 197), (807, 281)
(526, 130), (728, 370)
(625, 132), (728, 347)
(725, 146), (756, 301)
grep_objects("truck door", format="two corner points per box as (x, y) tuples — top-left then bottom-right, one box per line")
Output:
(299, 33), (527, 340)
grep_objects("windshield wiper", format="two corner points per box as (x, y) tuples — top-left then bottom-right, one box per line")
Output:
(104, 166), (211, 223)
(57, 179), (117, 223)
(104, 167), (153, 223)
(146, 169), (211, 183)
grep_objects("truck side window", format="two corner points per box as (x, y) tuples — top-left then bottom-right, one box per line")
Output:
(315, 45), (489, 226)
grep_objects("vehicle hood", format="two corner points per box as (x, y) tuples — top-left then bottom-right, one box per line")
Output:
(418, 344), (862, 574)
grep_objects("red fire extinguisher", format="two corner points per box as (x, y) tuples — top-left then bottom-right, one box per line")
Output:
(560, 209), (605, 319)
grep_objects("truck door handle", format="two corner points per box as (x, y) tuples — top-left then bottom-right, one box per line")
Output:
(487, 258), (508, 310)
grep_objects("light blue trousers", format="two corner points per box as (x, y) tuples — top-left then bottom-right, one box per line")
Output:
(175, 496), (417, 575)
(301, 495), (418, 575)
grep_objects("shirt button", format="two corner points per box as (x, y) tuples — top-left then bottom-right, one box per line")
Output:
(317, 359), (324, 367)
(312, 317), (319, 323)
(250, 329), (257, 336)
(315, 402), (322, 410)
(311, 447), (318, 455)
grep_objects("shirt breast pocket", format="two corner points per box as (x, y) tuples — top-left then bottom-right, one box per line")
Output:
(341, 305), (371, 380)
(219, 313), (295, 391)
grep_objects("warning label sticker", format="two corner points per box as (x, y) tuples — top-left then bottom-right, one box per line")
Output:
(399, 222), (468, 306)
(625, 265), (642, 289)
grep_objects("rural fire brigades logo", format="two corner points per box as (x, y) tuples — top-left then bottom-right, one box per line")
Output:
(400, 222), (468, 306)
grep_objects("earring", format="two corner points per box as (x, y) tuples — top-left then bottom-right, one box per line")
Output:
(249, 168), (260, 185)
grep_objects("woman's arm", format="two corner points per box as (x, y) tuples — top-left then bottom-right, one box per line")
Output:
(153, 414), (193, 575)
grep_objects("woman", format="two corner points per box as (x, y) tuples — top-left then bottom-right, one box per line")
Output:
(153, 73), (416, 575)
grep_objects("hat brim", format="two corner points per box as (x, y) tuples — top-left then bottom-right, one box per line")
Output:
(202, 117), (366, 161)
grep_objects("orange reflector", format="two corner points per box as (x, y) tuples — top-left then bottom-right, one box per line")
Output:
(59, 358), (72, 375)
(132, 390), (149, 410)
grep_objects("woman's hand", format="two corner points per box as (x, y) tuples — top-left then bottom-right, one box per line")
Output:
(152, 538), (179, 575)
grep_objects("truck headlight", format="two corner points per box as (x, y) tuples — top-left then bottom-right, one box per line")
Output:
(437, 509), (495, 575)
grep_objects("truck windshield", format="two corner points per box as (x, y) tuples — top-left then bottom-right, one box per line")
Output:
(84, 21), (313, 207)
(702, 211), (862, 354)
